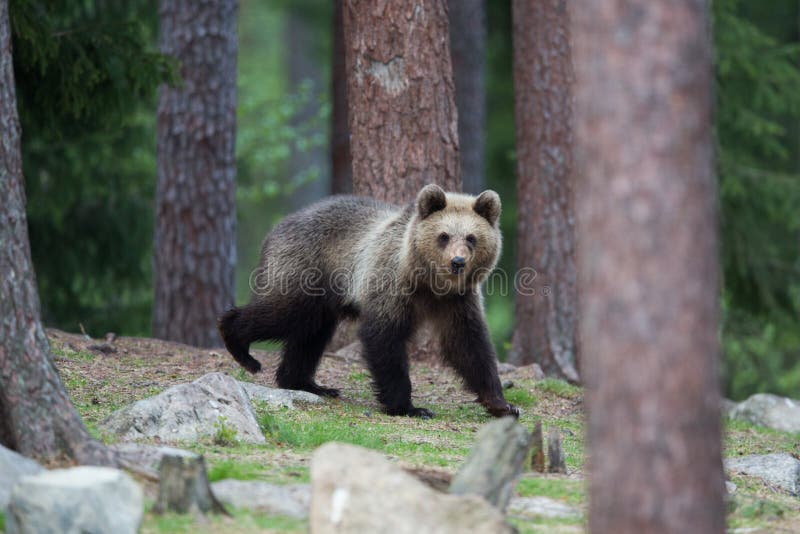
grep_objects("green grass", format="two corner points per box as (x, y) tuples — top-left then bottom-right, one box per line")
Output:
(504, 387), (536, 408)
(723, 418), (800, 457)
(534, 378), (582, 400)
(207, 460), (264, 483)
(143, 509), (305, 533)
(51, 344), (95, 362)
(0, 511), (5, 532)
(516, 477), (585, 506)
(348, 371), (370, 382)
(213, 417), (240, 447)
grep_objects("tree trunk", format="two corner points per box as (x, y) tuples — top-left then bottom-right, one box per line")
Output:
(286, 8), (330, 210)
(508, 0), (579, 383)
(330, 0), (352, 195)
(153, 0), (238, 348)
(572, 1), (726, 532)
(448, 0), (486, 194)
(343, 0), (461, 202)
(0, 0), (113, 466)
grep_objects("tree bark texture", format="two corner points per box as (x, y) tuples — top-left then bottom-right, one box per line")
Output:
(154, 0), (238, 348)
(508, 0), (579, 383)
(448, 0), (486, 194)
(0, 0), (113, 465)
(572, 1), (726, 532)
(331, 0), (353, 194)
(287, 8), (330, 210)
(343, 0), (461, 202)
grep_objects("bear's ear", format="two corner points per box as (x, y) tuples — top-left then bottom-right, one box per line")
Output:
(416, 184), (447, 219)
(473, 190), (501, 226)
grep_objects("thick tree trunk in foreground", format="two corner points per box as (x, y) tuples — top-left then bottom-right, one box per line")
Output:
(449, 0), (486, 194)
(331, 0), (352, 195)
(153, 0), (238, 348)
(572, 1), (726, 532)
(0, 0), (113, 465)
(343, 0), (461, 202)
(508, 0), (579, 382)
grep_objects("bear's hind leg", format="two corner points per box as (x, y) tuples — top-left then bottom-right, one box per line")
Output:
(219, 303), (285, 373)
(276, 314), (339, 397)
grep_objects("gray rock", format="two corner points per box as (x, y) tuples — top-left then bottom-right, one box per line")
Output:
(5, 466), (143, 534)
(508, 496), (582, 520)
(725, 480), (738, 495)
(720, 398), (738, 418)
(311, 442), (511, 534)
(725, 453), (800, 495)
(449, 417), (532, 511)
(110, 443), (196, 473)
(497, 362), (517, 374)
(211, 480), (310, 518)
(729, 393), (800, 433)
(101, 372), (265, 444)
(240, 382), (323, 409)
(0, 445), (43, 510)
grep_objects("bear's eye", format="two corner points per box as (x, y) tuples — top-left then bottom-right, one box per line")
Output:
(466, 234), (477, 246)
(438, 233), (450, 247)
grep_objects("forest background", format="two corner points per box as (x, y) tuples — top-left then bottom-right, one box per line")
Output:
(11, 0), (800, 400)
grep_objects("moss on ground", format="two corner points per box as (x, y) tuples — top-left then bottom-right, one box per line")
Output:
(50, 330), (800, 533)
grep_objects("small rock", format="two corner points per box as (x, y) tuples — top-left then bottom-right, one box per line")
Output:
(497, 362), (517, 374)
(508, 496), (582, 519)
(311, 443), (511, 534)
(211, 480), (310, 518)
(110, 443), (197, 473)
(101, 372), (265, 444)
(0, 445), (43, 509)
(720, 398), (738, 418)
(729, 393), (800, 433)
(724, 453), (800, 496)
(88, 342), (117, 354)
(449, 417), (532, 511)
(6, 466), (143, 534)
(502, 379), (514, 389)
(329, 341), (362, 362)
(725, 480), (737, 495)
(240, 381), (323, 409)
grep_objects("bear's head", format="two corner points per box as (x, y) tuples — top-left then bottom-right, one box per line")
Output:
(409, 184), (502, 294)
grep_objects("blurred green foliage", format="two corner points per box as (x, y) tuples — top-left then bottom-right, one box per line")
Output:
(714, 0), (800, 399)
(10, 0), (800, 399)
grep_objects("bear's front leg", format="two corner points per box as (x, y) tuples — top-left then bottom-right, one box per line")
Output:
(438, 294), (519, 418)
(358, 312), (434, 419)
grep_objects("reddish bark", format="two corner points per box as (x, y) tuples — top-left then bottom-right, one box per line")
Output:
(153, 0), (238, 347)
(448, 0), (486, 194)
(508, 0), (579, 382)
(343, 0), (461, 202)
(0, 0), (113, 465)
(331, 0), (353, 195)
(572, 0), (726, 531)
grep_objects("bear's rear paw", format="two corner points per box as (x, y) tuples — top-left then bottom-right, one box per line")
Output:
(242, 357), (262, 374)
(299, 383), (340, 398)
(483, 401), (520, 418)
(408, 407), (435, 419)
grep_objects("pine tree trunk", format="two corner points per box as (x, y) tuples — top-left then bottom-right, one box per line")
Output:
(508, 0), (579, 383)
(286, 8), (330, 210)
(343, 0), (461, 202)
(330, 0), (352, 195)
(448, 0), (486, 194)
(0, 0), (113, 466)
(153, 0), (238, 348)
(572, 1), (726, 532)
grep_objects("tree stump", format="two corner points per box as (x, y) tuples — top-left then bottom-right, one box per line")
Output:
(153, 453), (227, 515)
(449, 417), (532, 511)
(547, 427), (567, 474)
(530, 421), (545, 472)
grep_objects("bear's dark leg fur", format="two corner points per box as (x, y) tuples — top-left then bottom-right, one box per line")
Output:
(275, 315), (339, 397)
(359, 313), (433, 418)
(218, 303), (284, 374)
(438, 295), (520, 418)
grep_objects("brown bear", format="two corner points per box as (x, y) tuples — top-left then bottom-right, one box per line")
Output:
(218, 184), (519, 419)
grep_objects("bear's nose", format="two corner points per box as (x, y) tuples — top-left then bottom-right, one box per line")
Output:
(451, 256), (466, 273)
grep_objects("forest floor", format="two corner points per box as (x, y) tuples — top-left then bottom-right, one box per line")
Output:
(35, 329), (800, 533)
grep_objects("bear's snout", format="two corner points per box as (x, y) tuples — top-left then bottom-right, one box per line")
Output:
(451, 256), (466, 274)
